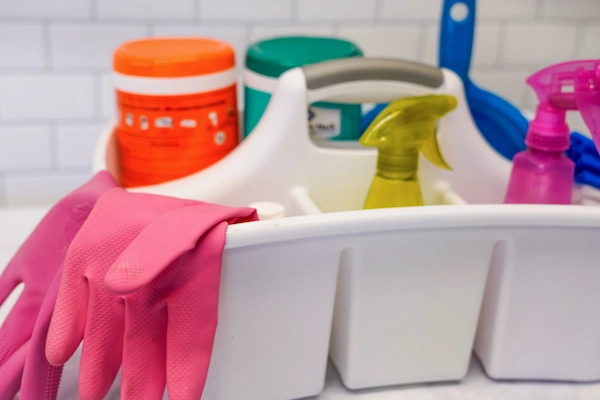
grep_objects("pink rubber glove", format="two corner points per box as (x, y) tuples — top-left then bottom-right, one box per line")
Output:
(46, 188), (256, 399)
(0, 171), (117, 399)
(105, 204), (257, 399)
(20, 270), (64, 400)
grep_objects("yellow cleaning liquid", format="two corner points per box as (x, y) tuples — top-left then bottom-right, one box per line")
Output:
(360, 94), (458, 209)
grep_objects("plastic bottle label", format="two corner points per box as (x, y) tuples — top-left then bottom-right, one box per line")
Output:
(116, 84), (238, 187)
(308, 105), (342, 139)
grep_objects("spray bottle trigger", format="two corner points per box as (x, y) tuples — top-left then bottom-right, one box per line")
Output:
(422, 130), (452, 170)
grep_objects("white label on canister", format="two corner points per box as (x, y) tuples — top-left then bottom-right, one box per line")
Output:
(308, 106), (341, 139)
(180, 119), (197, 128)
(155, 117), (173, 128)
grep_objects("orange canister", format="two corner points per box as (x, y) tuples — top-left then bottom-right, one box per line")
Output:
(113, 37), (238, 187)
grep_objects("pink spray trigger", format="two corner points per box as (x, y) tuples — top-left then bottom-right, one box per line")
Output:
(574, 62), (600, 149)
(526, 59), (600, 151)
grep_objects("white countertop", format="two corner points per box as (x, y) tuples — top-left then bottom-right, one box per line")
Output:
(2, 206), (600, 399)
(316, 358), (600, 400)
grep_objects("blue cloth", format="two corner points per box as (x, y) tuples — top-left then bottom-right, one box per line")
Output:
(566, 132), (600, 187)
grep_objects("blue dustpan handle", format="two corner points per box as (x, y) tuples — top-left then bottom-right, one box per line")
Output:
(439, 0), (476, 82)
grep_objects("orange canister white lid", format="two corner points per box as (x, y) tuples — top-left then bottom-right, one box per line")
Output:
(113, 38), (237, 95)
(114, 37), (235, 77)
(113, 37), (239, 188)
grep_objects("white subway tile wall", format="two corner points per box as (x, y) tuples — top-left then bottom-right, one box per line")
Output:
(539, 0), (600, 19)
(201, 0), (293, 21)
(0, 0), (91, 19)
(50, 24), (149, 69)
(152, 25), (247, 66)
(0, 0), (598, 205)
(0, 126), (52, 171)
(56, 124), (106, 169)
(478, 0), (536, 19)
(96, 0), (197, 21)
(338, 25), (421, 59)
(503, 23), (578, 64)
(99, 73), (117, 119)
(579, 25), (600, 59)
(297, 0), (377, 21)
(249, 24), (334, 44)
(0, 24), (45, 68)
(380, 0), (442, 21)
(0, 75), (95, 120)
(5, 172), (92, 207)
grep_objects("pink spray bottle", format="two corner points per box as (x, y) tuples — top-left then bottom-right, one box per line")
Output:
(505, 60), (600, 204)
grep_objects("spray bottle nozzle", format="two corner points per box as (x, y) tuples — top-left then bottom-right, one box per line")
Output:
(360, 94), (457, 168)
(527, 59), (600, 151)
(359, 94), (457, 209)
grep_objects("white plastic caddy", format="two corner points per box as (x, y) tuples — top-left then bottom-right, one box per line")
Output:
(95, 58), (600, 396)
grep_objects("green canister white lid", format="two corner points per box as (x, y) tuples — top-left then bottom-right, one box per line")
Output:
(244, 36), (363, 139)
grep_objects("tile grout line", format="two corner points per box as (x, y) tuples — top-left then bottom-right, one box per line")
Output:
(495, 22), (506, 69)
(93, 71), (103, 122)
(245, 22), (252, 46)
(416, 22), (428, 64)
(195, 0), (202, 21)
(571, 22), (586, 61)
(0, 172), (6, 207)
(375, 0), (383, 22)
(48, 121), (59, 172)
(535, 0), (543, 19)
(43, 21), (53, 71)
(331, 22), (341, 37)
(291, 0), (299, 22)
(90, 0), (99, 21)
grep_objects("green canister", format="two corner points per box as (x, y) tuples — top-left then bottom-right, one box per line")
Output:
(244, 36), (363, 140)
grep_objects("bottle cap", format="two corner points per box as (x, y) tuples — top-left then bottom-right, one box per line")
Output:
(114, 37), (235, 78)
(245, 36), (362, 78)
(249, 201), (285, 220)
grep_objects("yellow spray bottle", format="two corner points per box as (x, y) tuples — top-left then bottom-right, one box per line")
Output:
(360, 94), (458, 209)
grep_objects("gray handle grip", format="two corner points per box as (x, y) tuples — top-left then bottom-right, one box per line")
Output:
(302, 58), (444, 90)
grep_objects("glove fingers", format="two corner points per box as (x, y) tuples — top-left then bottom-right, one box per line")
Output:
(121, 299), (167, 400)
(0, 287), (37, 368)
(21, 270), (64, 400)
(21, 365), (63, 400)
(0, 339), (29, 400)
(46, 270), (90, 367)
(0, 269), (19, 307)
(105, 205), (257, 295)
(0, 273), (23, 364)
(166, 224), (227, 400)
(77, 286), (125, 400)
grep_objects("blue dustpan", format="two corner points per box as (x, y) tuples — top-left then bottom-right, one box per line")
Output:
(439, 0), (528, 160)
